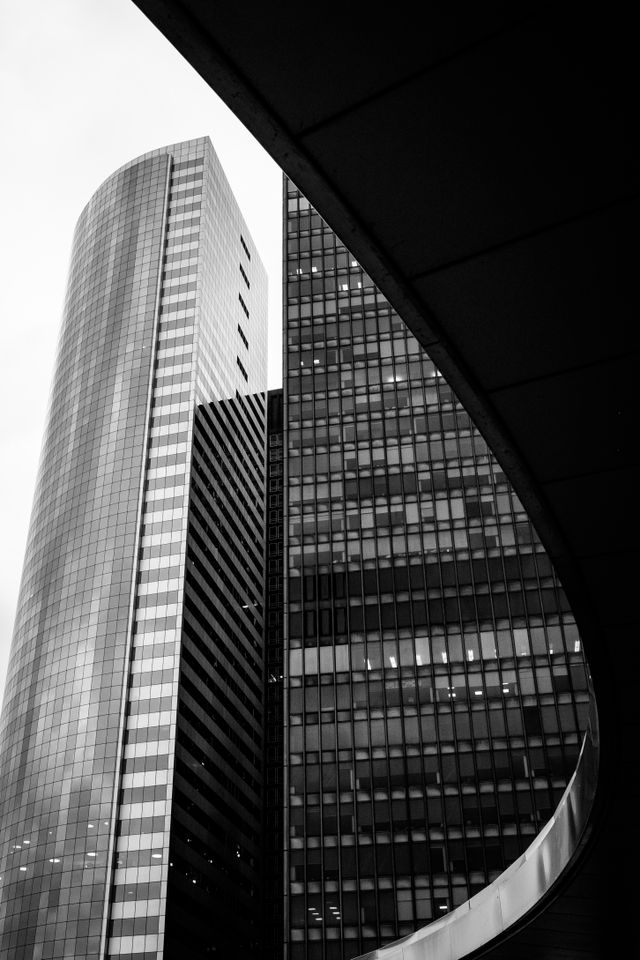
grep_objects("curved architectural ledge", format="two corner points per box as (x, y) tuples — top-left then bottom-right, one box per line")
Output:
(355, 700), (599, 960)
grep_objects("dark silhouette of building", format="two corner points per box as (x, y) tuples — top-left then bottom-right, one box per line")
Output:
(264, 389), (285, 960)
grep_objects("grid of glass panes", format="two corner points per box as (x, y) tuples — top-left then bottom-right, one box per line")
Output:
(105, 138), (269, 960)
(0, 153), (171, 960)
(0, 134), (269, 960)
(106, 145), (202, 960)
(283, 180), (590, 960)
(160, 142), (268, 960)
(265, 389), (285, 959)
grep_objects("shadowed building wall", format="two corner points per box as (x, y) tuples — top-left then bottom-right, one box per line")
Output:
(264, 388), (285, 960)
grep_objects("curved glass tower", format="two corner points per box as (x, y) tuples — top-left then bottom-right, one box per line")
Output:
(0, 139), (268, 960)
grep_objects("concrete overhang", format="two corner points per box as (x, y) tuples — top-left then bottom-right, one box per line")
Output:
(132, 2), (637, 955)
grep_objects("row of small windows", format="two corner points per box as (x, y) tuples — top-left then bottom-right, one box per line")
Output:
(287, 630), (584, 674)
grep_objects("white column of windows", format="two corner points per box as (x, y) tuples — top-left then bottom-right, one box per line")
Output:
(106, 158), (203, 960)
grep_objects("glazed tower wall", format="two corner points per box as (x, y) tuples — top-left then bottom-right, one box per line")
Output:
(0, 152), (171, 959)
(282, 179), (590, 960)
(0, 138), (268, 960)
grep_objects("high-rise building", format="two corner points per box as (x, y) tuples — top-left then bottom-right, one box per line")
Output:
(0, 139), (590, 960)
(0, 138), (268, 960)
(280, 179), (589, 960)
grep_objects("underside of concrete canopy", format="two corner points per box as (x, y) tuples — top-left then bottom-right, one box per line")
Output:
(133, 2), (636, 955)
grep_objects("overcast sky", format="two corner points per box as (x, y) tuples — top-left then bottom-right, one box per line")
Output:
(0, 0), (282, 700)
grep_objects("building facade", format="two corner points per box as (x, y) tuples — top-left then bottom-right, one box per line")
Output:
(0, 138), (268, 960)
(281, 179), (589, 960)
(264, 389), (285, 960)
(0, 141), (591, 960)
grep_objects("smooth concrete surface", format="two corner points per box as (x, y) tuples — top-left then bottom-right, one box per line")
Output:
(132, 3), (637, 955)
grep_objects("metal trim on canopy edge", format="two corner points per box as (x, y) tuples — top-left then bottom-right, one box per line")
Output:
(354, 695), (599, 960)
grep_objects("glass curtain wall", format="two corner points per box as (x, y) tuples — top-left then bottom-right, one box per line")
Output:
(0, 152), (172, 960)
(282, 179), (590, 960)
(264, 388), (285, 960)
(0, 138), (268, 960)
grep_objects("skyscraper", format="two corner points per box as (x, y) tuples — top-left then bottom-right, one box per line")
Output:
(0, 138), (268, 960)
(281, 179), (589, 960)
(0, 138), (591, 960)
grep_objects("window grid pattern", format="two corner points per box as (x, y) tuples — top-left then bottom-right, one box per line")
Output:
(162, 140), (267, 960)
(106, 143), (202, 960)
(0, 137), (269, 960)
(103, 139), (269, 960)
(264, 389), (285, 959)
(0, 153), (171, 960)
(165, 389), (267, 958)
(283, 181), (589, 960)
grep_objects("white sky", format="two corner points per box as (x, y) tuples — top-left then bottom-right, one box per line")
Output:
(0, 0), (282, 700)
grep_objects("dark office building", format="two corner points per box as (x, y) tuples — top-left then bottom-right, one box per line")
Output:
(281, 179), (589, 959)
(0, 138), (268, 960)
